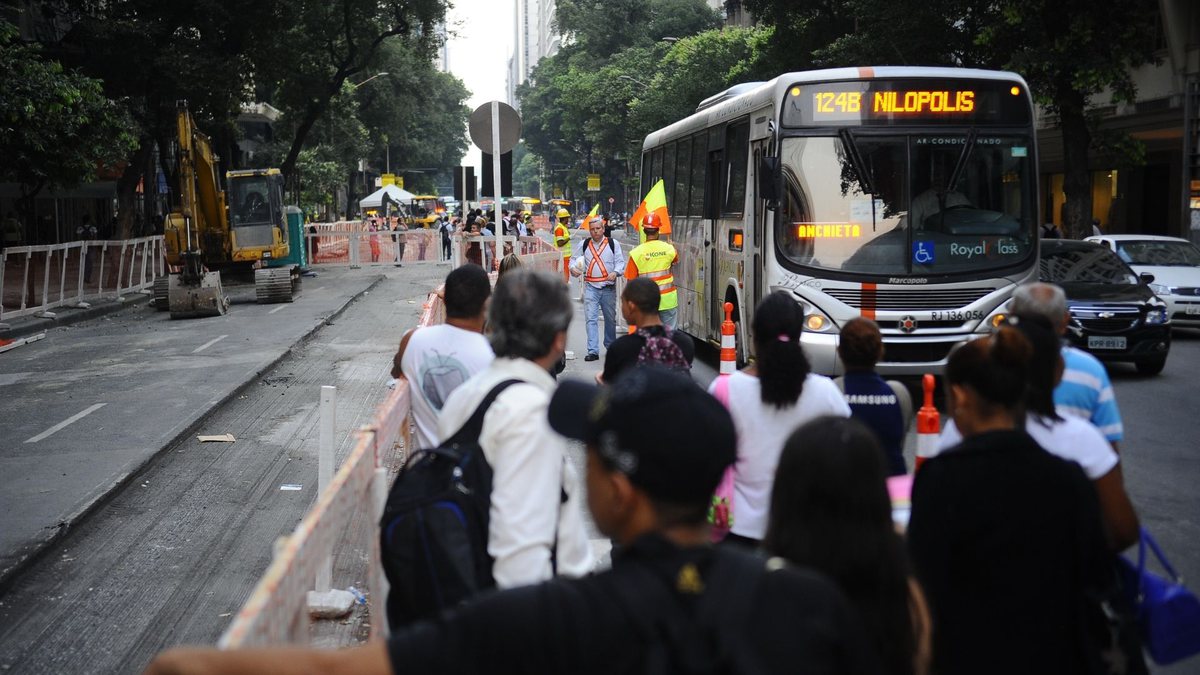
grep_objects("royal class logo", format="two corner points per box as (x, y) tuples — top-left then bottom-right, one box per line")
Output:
(949, 239), (1020, 259)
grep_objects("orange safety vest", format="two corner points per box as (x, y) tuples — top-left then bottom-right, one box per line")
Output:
(584, 238), (612, 284)
(627, 239), (677, 311)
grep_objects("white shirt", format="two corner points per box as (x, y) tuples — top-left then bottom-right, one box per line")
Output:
(711, 371), (852, 540)
(937, 414), (1118, 480)
(437, 357), (592, 588)
(400, 324), (494, 449)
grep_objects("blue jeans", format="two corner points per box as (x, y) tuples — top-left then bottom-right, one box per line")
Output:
(584, 284), (616, 355)
(660, 307), (677, 330)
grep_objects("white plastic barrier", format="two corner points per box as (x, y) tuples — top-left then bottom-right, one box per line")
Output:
(219, 288), (446, 648)
(0, 236), (165, 322)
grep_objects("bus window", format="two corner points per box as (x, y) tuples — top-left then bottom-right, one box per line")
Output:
(690, 134), (706, 216)
(675, 138), (692, 217)
(641, 152), (651, 197)
(724, 121), (750, 215)
(663, 142), (677, 209)
(651, 147), (664, 188)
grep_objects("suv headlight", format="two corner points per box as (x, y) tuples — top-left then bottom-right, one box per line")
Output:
(1145, 307), (1169, 325)
(1148, 283), (1175, 296)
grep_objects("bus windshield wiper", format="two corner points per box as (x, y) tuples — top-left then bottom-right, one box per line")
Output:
(838, 129), (875, 196)
(948, 127), (978, 192)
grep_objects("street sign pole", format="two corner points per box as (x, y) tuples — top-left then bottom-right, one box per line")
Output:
(491, 101), (503, 270)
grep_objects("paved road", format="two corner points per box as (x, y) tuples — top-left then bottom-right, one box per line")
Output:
(0, 268), (395, 586)
(0, 264), (446, 673)
(1104, 327), (1200, 675)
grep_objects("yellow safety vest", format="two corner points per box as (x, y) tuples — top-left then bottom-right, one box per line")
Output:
(628, 239), (678, 311)
(553, 223), (572, 258)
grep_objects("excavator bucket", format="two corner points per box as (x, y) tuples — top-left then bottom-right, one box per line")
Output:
(168, 271), (230, 319)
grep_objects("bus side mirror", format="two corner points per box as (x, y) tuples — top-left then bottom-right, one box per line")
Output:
(759, 156), (780, 208)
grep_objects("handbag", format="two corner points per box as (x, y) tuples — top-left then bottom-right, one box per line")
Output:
(1116, 527), (1200, 665)
(707, 376), (735, 541)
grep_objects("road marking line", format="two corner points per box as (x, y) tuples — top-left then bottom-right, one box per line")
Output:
(268, 305), (287, 314)
(25, 403), (107, 443)
(193, 335), (228, 353)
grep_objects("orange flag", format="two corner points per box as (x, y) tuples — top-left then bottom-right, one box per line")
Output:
(629, 179), (672, 236)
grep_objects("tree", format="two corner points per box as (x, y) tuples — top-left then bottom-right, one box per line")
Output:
(975, 0), (1160, 238)
(249, 0), (447, 183)
(65, 0), (267, 236)
(353, 40), (471, 197)
(0, 20), (135, 236)
(519, 0), (722, 198)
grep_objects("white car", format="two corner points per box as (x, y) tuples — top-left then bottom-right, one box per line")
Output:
(1085, 234), (1200, 328)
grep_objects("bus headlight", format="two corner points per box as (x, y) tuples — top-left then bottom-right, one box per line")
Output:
(975, 308), (1009, 333)
(803, 310), (835, 333)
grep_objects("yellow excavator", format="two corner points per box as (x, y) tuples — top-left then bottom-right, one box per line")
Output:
(159, 101), (298, 318)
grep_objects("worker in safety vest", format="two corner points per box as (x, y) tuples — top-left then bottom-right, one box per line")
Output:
(624, 213), (679, 329)
(553, 208), (573, 283)
(571, 216), (624, 361)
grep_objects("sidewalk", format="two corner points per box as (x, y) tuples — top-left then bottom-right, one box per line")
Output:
(0, 291), (153, 343)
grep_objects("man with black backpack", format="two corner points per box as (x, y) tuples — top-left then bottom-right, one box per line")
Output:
(147, 367), (881, 675)
(381, 268), (592, 624)
(600, 277), (693, 383)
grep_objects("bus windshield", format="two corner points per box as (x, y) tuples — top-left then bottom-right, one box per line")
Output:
(775, 133), (1035, 278)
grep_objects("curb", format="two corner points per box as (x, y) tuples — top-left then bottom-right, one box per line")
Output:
(0, 293), (153, 341)
(0, 275), (387, 593)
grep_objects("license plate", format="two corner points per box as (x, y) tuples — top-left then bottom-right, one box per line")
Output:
(1088, 336), (1127, 350)
(1185, 305), (1200, 315)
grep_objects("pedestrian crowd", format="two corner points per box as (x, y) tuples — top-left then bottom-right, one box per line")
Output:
(148, 270), (1169, 675)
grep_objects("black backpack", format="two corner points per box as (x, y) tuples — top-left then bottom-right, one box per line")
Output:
(379, 379), (521, 626)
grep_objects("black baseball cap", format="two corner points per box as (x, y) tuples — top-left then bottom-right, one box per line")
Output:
(548, 367), (736, 502)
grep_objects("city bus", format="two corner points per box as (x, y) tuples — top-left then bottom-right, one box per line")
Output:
(640, 66), (1039, 375)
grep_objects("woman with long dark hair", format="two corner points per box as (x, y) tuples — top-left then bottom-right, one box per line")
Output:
(765, 416), (931, 675)
(936, 314), (1139, 550)
(707, 291), (850, 546)
(908, 326), (1110, 674)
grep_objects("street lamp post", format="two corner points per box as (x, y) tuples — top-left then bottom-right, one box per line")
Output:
(351, 72), (390, 90)
(618, 74), (650, 88)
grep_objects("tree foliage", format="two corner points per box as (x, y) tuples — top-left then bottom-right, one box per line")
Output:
(0, 19), (135, 223)
(8, 0), (466, 229)
(518, 0), (724, 204)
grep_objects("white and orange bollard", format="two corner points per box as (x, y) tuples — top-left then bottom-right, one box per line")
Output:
(914, 373), (940, 470)
(720, 302), (737, 375)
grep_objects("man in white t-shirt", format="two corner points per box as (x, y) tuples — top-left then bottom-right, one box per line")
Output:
(391, 264), (494, 449)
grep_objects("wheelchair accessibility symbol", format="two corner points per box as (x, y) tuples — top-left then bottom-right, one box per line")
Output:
(913, 241), (935, 265)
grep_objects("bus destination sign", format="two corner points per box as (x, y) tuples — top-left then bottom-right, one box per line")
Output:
(784, 79), (1030, 127)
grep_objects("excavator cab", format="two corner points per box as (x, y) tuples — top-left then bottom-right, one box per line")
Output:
(228, 169), (288, 262)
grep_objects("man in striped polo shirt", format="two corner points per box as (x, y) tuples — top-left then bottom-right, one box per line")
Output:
(1011, 283), (1124, 450)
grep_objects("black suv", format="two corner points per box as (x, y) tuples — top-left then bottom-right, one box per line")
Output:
(1039, 239), (1171, 375)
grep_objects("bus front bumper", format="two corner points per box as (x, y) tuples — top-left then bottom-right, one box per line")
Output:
(801, 332), (985, 378)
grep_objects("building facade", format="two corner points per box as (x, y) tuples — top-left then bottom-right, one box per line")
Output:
(1037, 0), (1200, 242)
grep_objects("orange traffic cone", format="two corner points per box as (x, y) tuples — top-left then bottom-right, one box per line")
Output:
(914, 373), (940, 470)
(719, 302), (737, 376)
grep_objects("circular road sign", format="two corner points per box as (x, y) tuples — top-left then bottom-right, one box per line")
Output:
(469, 101), (521, 155)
